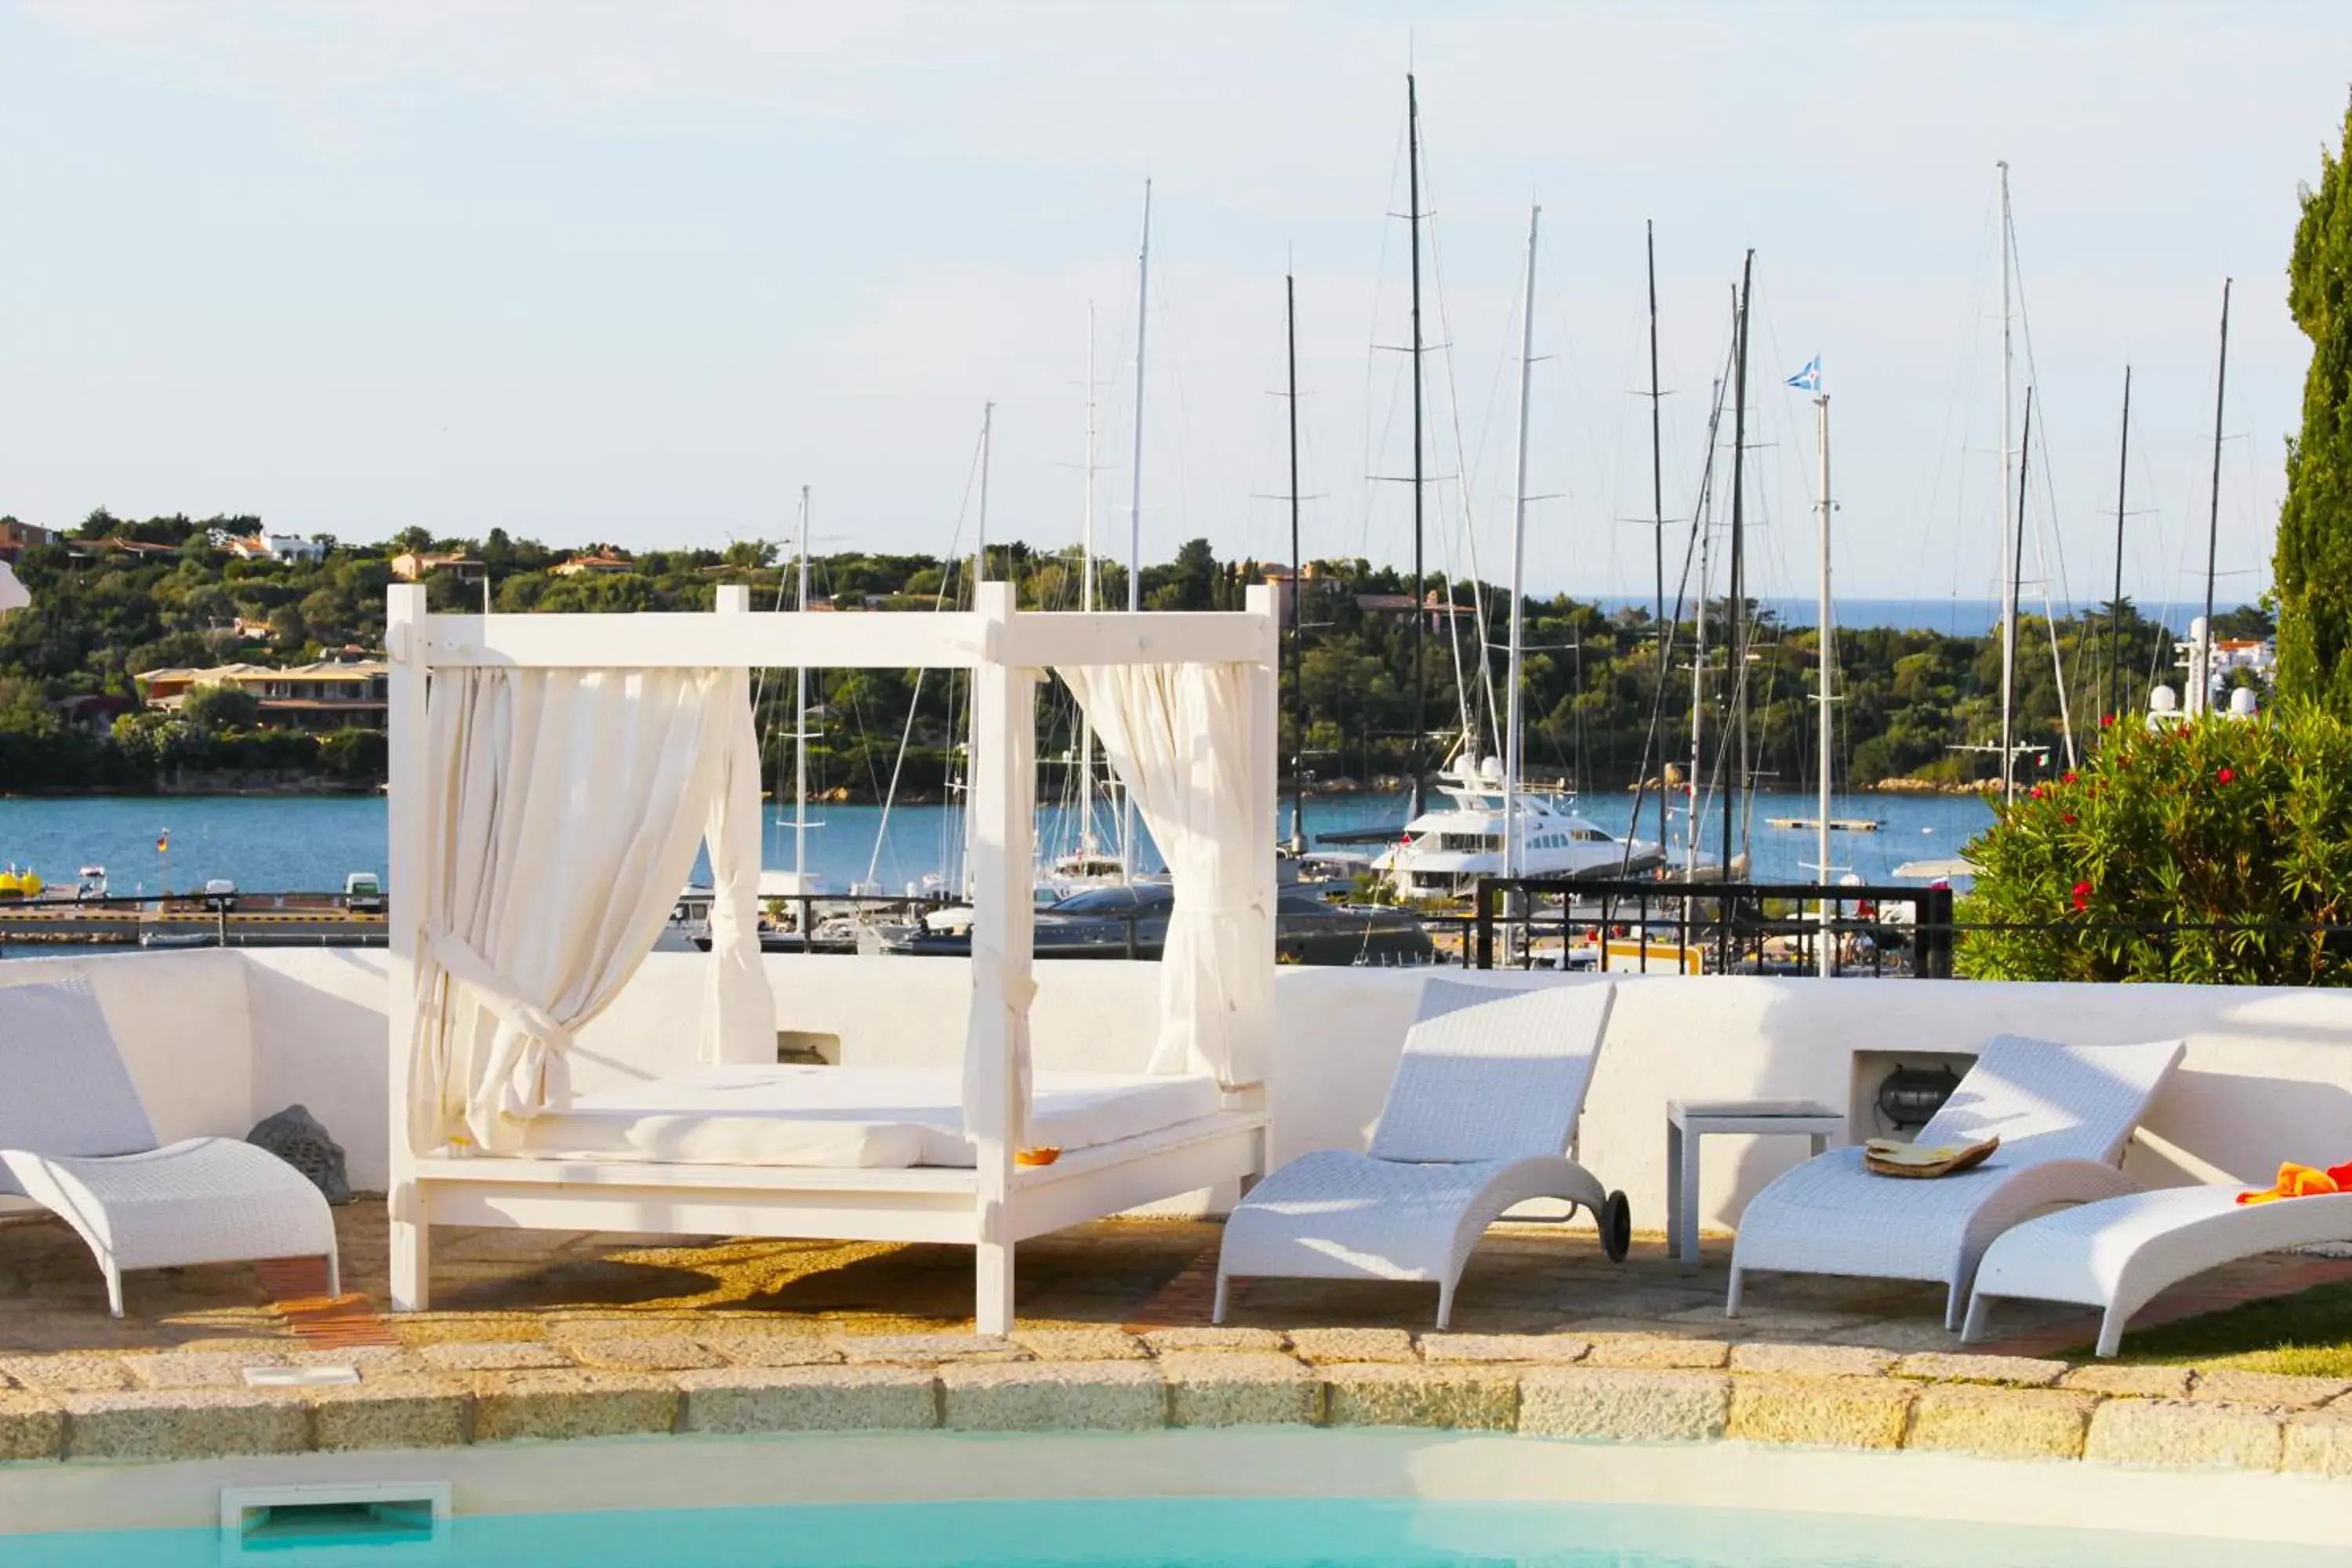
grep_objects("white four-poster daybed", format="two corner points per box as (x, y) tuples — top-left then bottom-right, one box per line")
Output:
(383, 580), (1278, 1334)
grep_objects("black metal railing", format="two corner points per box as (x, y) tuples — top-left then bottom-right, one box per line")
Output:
(1466, 878), (1958, 978)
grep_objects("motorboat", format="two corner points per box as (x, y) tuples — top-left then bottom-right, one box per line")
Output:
(876, 880), (1435, 966)
(1374, 757), (1665, 900)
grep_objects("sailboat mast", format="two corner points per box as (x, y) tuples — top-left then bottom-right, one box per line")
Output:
(963, 404), (993, 895)
(1724, 252), (1753, 876)
(2006, 387), (2034, 790)
(1813, 388), (1834, 973)
(1998, 161), (2018, 808)
(793, 485), (811, 880)
(2109, 365), (2132, 725)
(1080, 306), (1100, 851)
(1503, 205), (1540, 881)
(1122, 181), (1152, 880)
(1646, 220), (1668, 862)
(1406, 72), (1428, 816)
(2201, 277), (2232, 708)
(1286, 272), (1306, 854)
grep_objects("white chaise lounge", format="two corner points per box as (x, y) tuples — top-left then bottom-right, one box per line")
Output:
(1727, 1033), (2184, 1330)
(1965, 1183), (2352, 1356)
(1214, 978), (1624, 1330)
(0, 976), (339, 1317)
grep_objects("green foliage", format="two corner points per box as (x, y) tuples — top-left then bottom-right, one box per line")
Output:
(2275, 94), (2352, 708)
(180, 683), (261, 732)
(1957, 705), (2352, 984)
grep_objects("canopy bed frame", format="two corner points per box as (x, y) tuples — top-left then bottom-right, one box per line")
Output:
(383, 580), (1277, 1334)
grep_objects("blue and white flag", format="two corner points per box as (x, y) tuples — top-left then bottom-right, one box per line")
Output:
(1786, 356), (1822, 392)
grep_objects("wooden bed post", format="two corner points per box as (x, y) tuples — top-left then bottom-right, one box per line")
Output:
(968, 582), (1036, 1336)
(385, 583), (430, 1311)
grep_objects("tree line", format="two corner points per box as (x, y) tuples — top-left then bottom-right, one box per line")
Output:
(0, 509), (2270, 799)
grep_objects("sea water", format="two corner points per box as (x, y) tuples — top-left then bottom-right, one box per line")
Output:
(0, 790), (1992, 898)
(0, 1496), (2335, 1567)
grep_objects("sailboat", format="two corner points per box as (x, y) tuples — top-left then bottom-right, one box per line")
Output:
(1377, 205), (1664, 899)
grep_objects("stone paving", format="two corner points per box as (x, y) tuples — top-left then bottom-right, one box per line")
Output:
(1, 1203), (2349, 1479)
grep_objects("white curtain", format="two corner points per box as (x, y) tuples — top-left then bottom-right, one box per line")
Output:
(1058, 662), (1269, 1087)
(408, 665), (773, 1155)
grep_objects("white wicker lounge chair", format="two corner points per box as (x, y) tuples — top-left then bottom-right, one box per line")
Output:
(0, 978), (339, 1317)
(1214, 978), (1623, 1329)
(1965, 1184), (2352, 1356)
(1726, 1033), (2184, 1330)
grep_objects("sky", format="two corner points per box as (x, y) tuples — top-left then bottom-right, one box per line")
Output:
(0, 2), (2345, 609)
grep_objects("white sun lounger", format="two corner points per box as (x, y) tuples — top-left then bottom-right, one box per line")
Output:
(1727, 1033), (2184, 1330)
(1214, 978), (1623, 1329)
(0, 977), (339, 1317)
(1965, 1183), (2352, 1356)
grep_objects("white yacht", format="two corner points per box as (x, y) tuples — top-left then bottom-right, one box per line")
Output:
(1374, 757), (1664, 899)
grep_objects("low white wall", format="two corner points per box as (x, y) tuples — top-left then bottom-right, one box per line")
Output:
(7, 949), (2352, 1240)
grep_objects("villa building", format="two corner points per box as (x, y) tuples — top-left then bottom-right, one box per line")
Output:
(0, 518), (54, 561)
(135, 656), (390, 729)
(550, 547), (634, 576)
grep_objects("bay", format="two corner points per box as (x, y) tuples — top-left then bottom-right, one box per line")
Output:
(0, 789), (1993, 897)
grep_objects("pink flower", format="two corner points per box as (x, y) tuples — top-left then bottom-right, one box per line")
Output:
(2029, 786), (2045, 800)
(2217, 767), (2235, 784)
(2101, 713), (2115, 729)
(2063, 771), (2079, 785)
(2071, 881), (2091, 913)
(2063, 813), (2078, 825)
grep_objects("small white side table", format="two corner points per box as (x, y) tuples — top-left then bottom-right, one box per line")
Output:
(1667, 1099), (1846, 1264)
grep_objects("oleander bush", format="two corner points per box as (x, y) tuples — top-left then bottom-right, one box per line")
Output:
(1958, 703), (2352, 985)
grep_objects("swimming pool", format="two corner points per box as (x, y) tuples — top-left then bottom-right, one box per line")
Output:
(6, 1495), (2346, 1567)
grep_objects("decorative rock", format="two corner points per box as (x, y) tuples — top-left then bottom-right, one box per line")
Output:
(837, 1334), (1029, 1367)
(1417, 1334), (1589, 1365)
(1892, 1352), (2067, 1388)
(307, 1379), (471, 1452)
(939, 1362), (1165, 1432)
(1905, 1385), (2099, 1461)
(1011, 1330), (1149, 1362)
(245, 1104), (351, 1203)
(472, 1370), (680, 1443)
(2190, 1370), (2352, 1410)
(558, 1336), (726, 1373)
(1287, 1327), (1417, 1363)
(2282, 1407), (2352, 1479)
(1584, 1336), (1730, 1370)
(1518, 1368), (1728, 1443)
(1141, 1327), (1287, 1354)
(0, 1355), (133, 1393)
(1728, 1343), (1896, 1378)
(1160, 1352), (1320, 1427)
(419, 1342), (571, 1374)
(0, 1392), (63, 1462)
(1323, 1364), (1516, 1430)
(2060, 1364), (2192, 1400)
(2085, 1399), (2284, 1472)
(1728, 1376), (1915, 1450)
(61, 1389), (308, 1461)
(677, 1367), (938, 1434)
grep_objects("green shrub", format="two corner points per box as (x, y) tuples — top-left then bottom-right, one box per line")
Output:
(1957, 704), (2352, 984)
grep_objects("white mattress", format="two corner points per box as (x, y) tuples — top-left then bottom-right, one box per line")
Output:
(518, 1065), (1224, 1170)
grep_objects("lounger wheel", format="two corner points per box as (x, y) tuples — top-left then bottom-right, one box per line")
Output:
(1599, 1190), (1632, 1262)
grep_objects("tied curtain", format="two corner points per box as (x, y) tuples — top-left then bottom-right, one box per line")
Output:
(408, 665), (772, 1155)
(1058, 662), (1270, 1089)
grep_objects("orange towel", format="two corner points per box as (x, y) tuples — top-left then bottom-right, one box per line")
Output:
(2237, 1160), (2352, 1205)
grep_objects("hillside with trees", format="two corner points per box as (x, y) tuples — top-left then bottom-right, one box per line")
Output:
(0, 507), (2260, 799)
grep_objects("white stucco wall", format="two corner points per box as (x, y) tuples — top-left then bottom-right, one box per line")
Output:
(5, 949), (2350, 1240)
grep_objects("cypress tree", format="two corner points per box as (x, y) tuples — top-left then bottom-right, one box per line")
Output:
(2274, 95), (2352, 706)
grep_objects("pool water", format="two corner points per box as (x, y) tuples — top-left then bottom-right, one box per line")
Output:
(4, 1497), (2342, 1567)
